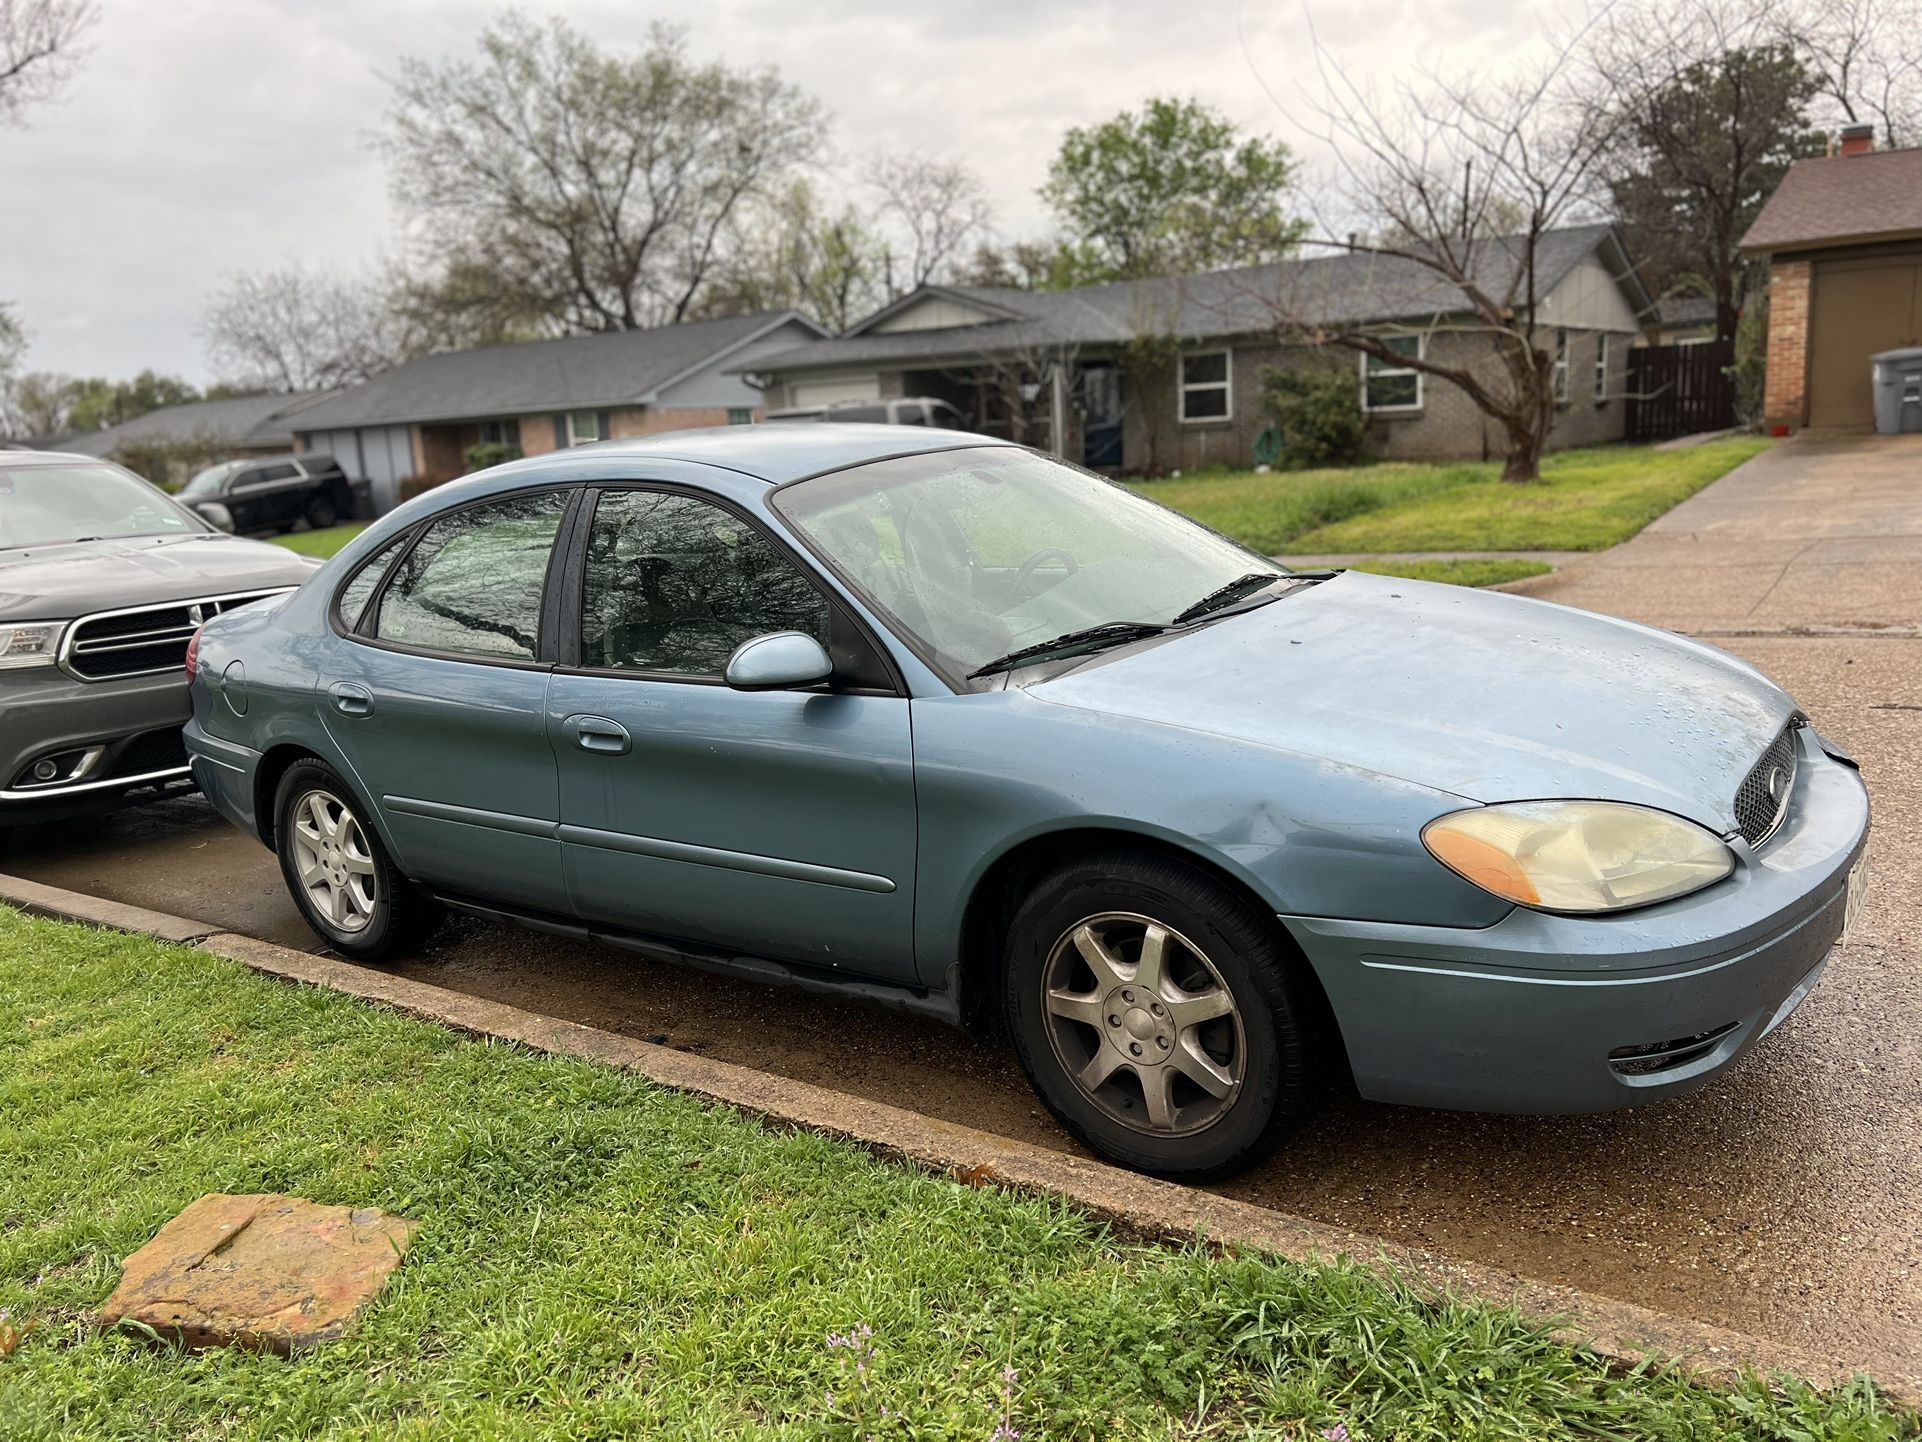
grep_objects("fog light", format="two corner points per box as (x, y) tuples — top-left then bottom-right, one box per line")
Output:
(31, 758), (59, 782)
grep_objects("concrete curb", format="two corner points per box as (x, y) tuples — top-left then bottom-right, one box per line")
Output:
(4, 871), (1914, 1407)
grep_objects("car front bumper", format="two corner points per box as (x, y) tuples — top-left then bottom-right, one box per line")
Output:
(0, 666), (196, 822)
(1286, 729), (1871, 1113)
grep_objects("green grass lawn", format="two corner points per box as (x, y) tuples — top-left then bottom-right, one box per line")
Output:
(1343, 558), (1554, 588)
(271, 522), (367, 559)
(1136, 439), (1770, 557)
(0, 911), (1906, 1441)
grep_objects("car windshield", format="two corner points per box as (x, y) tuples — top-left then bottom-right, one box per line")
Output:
(180, 462), (240, 498)
(774, 446), (1287, 680)
(0, 462), (205, 549)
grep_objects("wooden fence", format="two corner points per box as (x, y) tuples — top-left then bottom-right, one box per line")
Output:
(1625, 340), (1737, 441)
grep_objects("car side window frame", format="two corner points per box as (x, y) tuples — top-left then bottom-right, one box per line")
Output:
(339, 485), (582, 672)
(553, 481), (905, 697)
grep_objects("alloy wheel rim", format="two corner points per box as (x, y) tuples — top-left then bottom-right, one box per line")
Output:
(1040, 911), (1245, 1138)
(290, 788), (378, 934)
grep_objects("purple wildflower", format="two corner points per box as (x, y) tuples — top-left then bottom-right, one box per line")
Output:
(1321, 1425), (1350, 1442)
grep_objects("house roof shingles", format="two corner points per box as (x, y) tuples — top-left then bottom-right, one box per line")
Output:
(286, 311), (815, 432)
(1740, 148), (1922, 253)
(59, 391), (330, 458)
(748, 225), (1636, 373)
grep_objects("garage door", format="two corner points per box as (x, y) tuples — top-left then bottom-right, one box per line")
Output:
(791, 375), (881, 407)
(1808, 253), (1922, 428)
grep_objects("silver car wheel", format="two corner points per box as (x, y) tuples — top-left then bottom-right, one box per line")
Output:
(1041, 911), (1246, 1137)
(290, 787), (378, 934)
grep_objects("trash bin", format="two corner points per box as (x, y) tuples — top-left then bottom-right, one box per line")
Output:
(1870, 346), (1922, 434)
(347, 477), (375, 520)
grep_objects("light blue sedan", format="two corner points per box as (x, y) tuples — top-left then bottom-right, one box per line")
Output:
(185, 427), (1870, 1178)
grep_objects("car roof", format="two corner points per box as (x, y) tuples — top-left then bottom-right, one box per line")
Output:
(560, 423), (1005, 485)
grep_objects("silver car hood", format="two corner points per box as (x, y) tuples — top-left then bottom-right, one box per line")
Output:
(1030, 571), (1794, 832)
(0, 534), (317, 621)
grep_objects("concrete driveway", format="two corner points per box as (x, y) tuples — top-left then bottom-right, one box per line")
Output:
(6, 434), (1920, 1383)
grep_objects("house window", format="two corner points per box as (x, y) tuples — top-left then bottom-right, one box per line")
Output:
(727, 408), (753, 425)
(565, 411), (603, 446)
(1552, 330), (1570, 404)
(1594, 335), (1610, 404)
(479, 418), (521, 448)
(1361, 335), (1423, 412)
(1178, 351), (1232, 423)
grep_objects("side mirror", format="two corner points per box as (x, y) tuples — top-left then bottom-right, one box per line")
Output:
(724, 631), (833, 691)
(192, 501), (236, 533)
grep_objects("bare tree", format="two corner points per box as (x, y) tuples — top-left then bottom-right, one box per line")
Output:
(0, 0), (95, 125)
(380, 14), (821, 334)
(203, 267), (418, 393)
(863, 152), (994, 294)
(1789, 0), (1922, 147)
(1264, 25), (1620, 482)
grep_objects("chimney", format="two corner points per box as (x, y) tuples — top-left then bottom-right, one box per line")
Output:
(1840, 124), (1875, 158)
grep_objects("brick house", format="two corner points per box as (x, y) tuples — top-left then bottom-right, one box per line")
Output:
(1742, 127), (1922, 432)
(287, 310), (825, 513)
(743, 225), (1650, 473)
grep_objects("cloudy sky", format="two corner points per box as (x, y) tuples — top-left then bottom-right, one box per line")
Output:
(1, 0), (1571, 384)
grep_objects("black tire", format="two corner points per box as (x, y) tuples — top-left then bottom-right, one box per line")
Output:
(305, 494), (339, 530)
(1002, 850), (1319, 1179)
(274, 759), (442, 960)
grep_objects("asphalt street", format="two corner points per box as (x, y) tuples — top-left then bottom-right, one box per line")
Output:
(7, 433), (1918, 1381)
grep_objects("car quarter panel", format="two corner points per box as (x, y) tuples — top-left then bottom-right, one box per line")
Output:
(904, 688), (1511, 990)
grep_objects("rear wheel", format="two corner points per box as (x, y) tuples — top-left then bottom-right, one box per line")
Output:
(1003, 851), (1319, 1179)
(305, 494), (339, 530)
(274, 759), (441, 960)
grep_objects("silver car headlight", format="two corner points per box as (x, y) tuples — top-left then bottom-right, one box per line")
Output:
(1422, 800), (1734, 913)
(0, 621), (66, 670)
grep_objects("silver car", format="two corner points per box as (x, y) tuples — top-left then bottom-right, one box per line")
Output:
(0, 450), (317, 824)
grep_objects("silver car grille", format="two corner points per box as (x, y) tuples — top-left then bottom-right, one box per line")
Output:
(1732, 724), (1799, 848)
(60, 589), (292, 681)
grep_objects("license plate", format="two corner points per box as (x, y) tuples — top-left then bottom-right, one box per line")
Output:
(1843, 854), (1870, 943)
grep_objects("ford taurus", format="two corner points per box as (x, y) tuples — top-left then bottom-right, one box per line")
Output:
(183, 427), (1870, 1178)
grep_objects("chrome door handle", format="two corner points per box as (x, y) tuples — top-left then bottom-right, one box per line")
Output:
(329, 682), (373, 717)
(570, 715), (630, 755)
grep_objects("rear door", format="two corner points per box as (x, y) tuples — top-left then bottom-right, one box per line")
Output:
(321, 488), (574, 916)
(544, 484), (919, 981)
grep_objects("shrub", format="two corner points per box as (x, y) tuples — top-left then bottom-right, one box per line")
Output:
(397, 474), (448, 503)
(1259, 366), (1367, 468)
(464, 440), (522, 473)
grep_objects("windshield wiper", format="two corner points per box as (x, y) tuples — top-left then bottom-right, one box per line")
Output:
(1170, 572), (1290, 626)
(968, 620), (1169, 679)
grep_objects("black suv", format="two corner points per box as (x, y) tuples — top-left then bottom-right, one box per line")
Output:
(179, 452), (356, 535)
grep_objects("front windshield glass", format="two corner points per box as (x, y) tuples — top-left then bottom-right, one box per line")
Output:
(773, 446), (1286, 679)
(0, 462), (204, 549)
(180, 463), (239, 498)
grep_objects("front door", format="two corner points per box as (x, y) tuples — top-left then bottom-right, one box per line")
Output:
(321, 488), (572, 916)
(1081, 362), (1124, 469)
(546, 486), (918, 982)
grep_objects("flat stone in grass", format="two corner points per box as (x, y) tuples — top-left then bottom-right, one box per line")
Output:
(99, 1193), (417, 1354)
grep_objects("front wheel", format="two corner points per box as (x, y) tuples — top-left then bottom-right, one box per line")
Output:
(1003, 852), (1320, 1179)
(274, 760), (442, 960)
(305, 495), (339, 530)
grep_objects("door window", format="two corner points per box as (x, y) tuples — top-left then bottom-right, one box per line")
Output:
(373, 492), (567, 659)
(242, 463), (300, 487)
(581, 490), (828, 676)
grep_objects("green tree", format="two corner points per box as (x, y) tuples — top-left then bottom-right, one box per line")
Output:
(63, 370), (198, 431)
(700, 179), (887, 332)
(1598, 26), (1827, 344)
(1039, 97), (1305, 282)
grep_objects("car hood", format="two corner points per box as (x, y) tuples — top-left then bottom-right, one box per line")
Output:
(1029, 571), (1794, 832)
(0, 534), (318, 620)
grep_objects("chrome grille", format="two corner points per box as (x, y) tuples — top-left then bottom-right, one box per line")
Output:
(61, 589), (292, 681)
(1733, 724), (1799, 847)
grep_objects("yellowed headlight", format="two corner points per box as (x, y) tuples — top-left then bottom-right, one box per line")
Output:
(1422, 801), (1734, 913)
